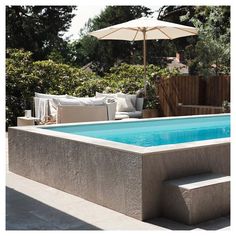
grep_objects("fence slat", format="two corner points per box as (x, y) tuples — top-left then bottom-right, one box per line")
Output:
(156, 75), (230, 116)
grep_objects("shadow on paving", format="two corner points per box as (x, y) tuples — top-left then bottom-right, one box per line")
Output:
(6, 187), (101, 230)
(146, 215), (230, 230)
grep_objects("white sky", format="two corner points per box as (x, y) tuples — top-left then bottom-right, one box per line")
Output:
(63, 5), (163, 41)
(62, 5), (106, 41)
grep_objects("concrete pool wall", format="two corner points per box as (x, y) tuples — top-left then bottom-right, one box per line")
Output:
(8, 116), (230, 221)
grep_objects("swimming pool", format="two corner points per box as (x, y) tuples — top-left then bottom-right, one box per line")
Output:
(9, 114), (230, 221)
(44, 115), (230, 147)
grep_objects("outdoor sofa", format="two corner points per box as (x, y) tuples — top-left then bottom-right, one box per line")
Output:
(34, 92), (116, 124)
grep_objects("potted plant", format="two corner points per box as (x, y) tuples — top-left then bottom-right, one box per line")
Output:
(142, 80), (160, 118)
(222, 100), (230, 113)
(143, 98), (159, 118)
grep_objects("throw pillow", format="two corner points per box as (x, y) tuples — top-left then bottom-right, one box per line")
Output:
(95, 92), (117, 99)
(116, 97), (136, 112)
(117, 93), (137, 108)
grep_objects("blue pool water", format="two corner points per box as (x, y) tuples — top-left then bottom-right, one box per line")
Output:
(43, 115), (230, 147)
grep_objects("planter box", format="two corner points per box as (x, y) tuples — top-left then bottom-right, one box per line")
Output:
(142, 109), (159, 118)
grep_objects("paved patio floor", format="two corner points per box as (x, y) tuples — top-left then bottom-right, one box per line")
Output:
(5, 133), (230, 230)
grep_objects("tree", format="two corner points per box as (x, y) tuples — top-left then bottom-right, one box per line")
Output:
(6, 6), (76, 60)
(68, 6), (154, 74)
(186, 6), (230, 75)
(156, 6), (197, 55)
(156, 6), (230, 75)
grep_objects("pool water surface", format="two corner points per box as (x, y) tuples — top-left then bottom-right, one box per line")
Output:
(43, 115), (230, 147)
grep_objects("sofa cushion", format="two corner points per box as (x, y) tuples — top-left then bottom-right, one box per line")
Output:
(117, 93), (137, 107)
(116, 97), (136, 112)
(96, 92), (138, 112)
(95, 92), (117, 99)
(35, 92), (68, 99)
(52, 97), (106, 106)
(116, 111), (142, 118)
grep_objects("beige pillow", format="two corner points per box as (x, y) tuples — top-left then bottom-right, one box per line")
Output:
(52, 97), (105, 106)
(117, 93), (137, 107)
(35, 92), (68, 99)
(95, 92), (117, 99)
(116, 97), (136, 112)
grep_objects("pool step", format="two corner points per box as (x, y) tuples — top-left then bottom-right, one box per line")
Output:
(161, 173), (230, 225)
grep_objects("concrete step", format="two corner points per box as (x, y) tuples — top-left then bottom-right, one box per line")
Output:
(161, 173), (230, 225)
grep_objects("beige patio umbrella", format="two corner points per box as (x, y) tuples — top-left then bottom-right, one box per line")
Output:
(89, 17), (198, 94)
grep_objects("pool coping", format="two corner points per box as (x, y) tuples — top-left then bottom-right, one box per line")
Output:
(11, 114), (230, 155)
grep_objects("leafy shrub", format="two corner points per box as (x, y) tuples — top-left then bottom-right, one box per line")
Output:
(6, 49), (36, 127)
(75, 79), (110, 97)
(6, 50), (179, 128)
(32, 60), (98, 96)
(6, 49), (99, 127)
(103, 63), (179, 94)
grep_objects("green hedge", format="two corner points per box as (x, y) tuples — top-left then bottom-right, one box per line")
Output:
(6, 49), (179, 128)
(6, 49), (99, 127)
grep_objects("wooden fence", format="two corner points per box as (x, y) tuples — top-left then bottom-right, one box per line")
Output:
(177, 105), (223, 116)
(155, 75), (230, 117)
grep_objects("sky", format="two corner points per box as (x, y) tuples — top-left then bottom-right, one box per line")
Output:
(63, 5), (162, 41)
(62, 5), (106, 41)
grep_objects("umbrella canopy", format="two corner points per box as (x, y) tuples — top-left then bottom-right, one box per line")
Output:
(89, 17), (198, 93)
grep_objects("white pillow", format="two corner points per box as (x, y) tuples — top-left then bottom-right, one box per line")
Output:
(117, 93), (137, 107)
(95, 92), (117, 99)
(52, 97), (106, 106)
(116, 97), (136, 112)
(35, 92), (68, 99)
(65, 95), (81, 99)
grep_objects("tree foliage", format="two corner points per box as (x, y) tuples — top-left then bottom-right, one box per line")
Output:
(157, 6), (197, 53)
(6, 5), (230, 76)
(6, 49), (96, 127)
(186, 6), (230, 75)
(157, 6), (230, 75)
(6, 6), (76, 60)
(67, 6), (156, 74)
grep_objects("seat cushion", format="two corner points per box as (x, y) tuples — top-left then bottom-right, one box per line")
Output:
(115, 114), (129, 120)
(116, 111), (142, 118)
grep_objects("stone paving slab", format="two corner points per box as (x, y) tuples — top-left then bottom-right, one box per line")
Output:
(6, 171), (230, 230)
(6, 172), (164, 230)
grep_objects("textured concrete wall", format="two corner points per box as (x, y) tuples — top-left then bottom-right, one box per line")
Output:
(8, 128), (143, 220)
(8, 127), (230, 221)
(141, 143), (230, 219)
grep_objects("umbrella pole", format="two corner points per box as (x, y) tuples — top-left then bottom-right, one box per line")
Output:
(143, 29), (147, 97)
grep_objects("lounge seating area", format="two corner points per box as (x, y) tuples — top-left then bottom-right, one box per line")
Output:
(34, 92), (144, 124)
(95, 92), (144, 119)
